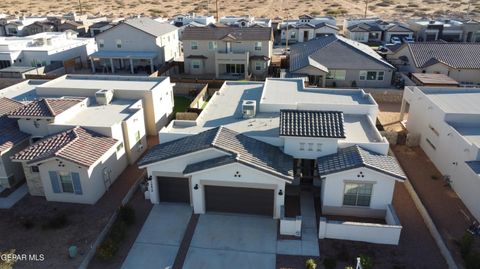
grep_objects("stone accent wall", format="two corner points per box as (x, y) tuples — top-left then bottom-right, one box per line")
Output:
(22, 164), (44, 196)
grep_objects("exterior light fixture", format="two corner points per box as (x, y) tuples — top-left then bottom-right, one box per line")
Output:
(278, 189), (283, 196)
(194, 184), (199, 190)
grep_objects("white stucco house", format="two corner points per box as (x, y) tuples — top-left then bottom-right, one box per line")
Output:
(401, 86), (480, 221)
(139, 78), (406, 244)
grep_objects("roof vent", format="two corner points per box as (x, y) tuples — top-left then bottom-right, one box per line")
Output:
(95, 89), (114, 105)
(242, 100), (257, 119)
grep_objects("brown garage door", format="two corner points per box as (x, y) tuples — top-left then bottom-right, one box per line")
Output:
(157, 177), (190, 203)
(205, 185), (274, 216)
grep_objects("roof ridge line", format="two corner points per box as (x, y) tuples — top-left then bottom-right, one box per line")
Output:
(43, 98), (57, 117)
(54, 127), (81, 157)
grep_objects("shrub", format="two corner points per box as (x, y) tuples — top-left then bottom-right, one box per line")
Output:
(305, 258), (317, 269)
(109, 220), (127, 243)
(359, 254), (374, 269)
(460, 232), (474, 259)
(22, 219), (35, 230)
(323, 257), (337, 269)
(96, 239), (119, 261)
(118, 205), (135, 226)
(465, 252), (480, 269)
(42, 213), (68, 229)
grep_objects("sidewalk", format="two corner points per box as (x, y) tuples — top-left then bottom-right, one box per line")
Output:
(0, 184), (27, 209)
(393, 145), (475, 267)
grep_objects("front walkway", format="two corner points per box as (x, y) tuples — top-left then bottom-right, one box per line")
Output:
(0, 184), (27, 209)
(121, 203), (192, 269)
(277, 191), (320, 256)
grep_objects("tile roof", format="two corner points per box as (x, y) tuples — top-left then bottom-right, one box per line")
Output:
(317, 145), (406, 180)
(139, 127), (293, 180)
(182, 24), (272, 41)
(289, 34), (394, 73)
(385, 24), (413, 32)
(124, 17), (178, 37)
(12, 127), (118, 167)
(279, 110), (346, 138)
(347, 22), (382, 32)
(0, 117), (29, 155)
(407, 43), (480, 69)
(0, 97), (24, 116)
(8, 98), (83, 118)
(183, 155), (237, 174)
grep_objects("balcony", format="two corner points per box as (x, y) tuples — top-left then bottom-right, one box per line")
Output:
(215, 50), (249, 62)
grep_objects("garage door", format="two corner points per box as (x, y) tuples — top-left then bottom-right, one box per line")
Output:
(205, 185), (274, 216)
(157, 177), (190, 203)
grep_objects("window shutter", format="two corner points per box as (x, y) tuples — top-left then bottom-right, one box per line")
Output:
(49, 171), (61, 193)
(71, 172), (83, 195)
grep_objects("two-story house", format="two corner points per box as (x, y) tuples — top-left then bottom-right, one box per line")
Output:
(407, 18), (480, 42)
(90, 17), (180, 74)
(279, 15), (338, 44)
(344, 18), (414, 44)
(182, 24), (273, 80)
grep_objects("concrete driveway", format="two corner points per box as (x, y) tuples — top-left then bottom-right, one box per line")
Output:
(121, 203), (192, 269)
(183, 213), (277, 269)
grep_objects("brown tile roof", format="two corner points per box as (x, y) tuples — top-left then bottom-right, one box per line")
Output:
(9, 98), (84, 118)
(0, 117), (29, 155)
(182, 24), (272, 41)
(0, 97), (24, 116)
(12, 127), (118, 167)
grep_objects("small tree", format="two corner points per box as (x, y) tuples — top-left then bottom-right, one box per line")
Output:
(305, 258), (317, 269)
(358, 254), (374, 269)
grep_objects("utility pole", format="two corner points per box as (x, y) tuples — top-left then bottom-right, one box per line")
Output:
(78, 0), (83, 15)
(284, 0), (289, 53)
(364, 0), (368, 18)
(215, 0), (219, 22)
(207, 0), (210, 16)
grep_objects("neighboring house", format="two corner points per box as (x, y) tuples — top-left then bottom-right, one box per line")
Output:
(344, 18), (414, 44)
(219, 16), (272, 27)
(182, 24), (273, 79)
(0, 98), (29, 190)
(2, 17), (48, 36)
(57, 20), (87, 36)
(400, 86), (480, 220)
(387, 42), (480, 84)
(89, 21), (115, 37)
(138, 78), (405, 244)
(289, 35), (395, 87)
(0, 31), (97, 71)
(172, 13), (216, 27)
(279, 15), (338, 44)
(23, 21), (56, 36)
(90, 17), (180, 74)
(407, 18), (480, 42)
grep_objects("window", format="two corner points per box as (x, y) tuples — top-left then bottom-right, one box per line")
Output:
(326, 70), (346, 80)
(299, 143), (305, 151)
(59, 172), (74, 193)
(116, 143), (124, 152)
(98, 39), (104, 48)
(255, 62), (263, 71)
(255, 41), (262, 50)
(316, 143), (322, 152)
(426, 138), (436, 150)
(360, 71), (384, 81)
(191, 41), (198, 50)
(366, 71), (377, 80)
(135, 131), (141, 142)
(31, 166), (39, 173)
(343, 183), (373, 207)
(208, 41), (217, 51)
(116, 40), (122, 48)
(429, 124), (439, 136)
(378, 71), (385, 80)
(33, 120), (40, 128)
(290, 32), (296, 38)
(192, 60), (200, 69)
(308, 143), (313, 151)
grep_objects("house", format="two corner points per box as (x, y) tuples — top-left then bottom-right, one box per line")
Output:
(219, 16), (271, 27)
(23, 21), (56, 36)
(57, 20), (88, 36)
(2, 17), (48, 36)
(182, 24), (273, 80)
(289, 35), (395, 88)
(172, 13), (216, 27)
(0, 98), (29, 190)
(279, 15), (338, 44)
(400, 86), (480, 220)
(407, 18), (480, 42)
(344, 18), (414, 44)
(90, 17), (180, 74)
(387, 42), (480, 85)
(0, 31), (97, 72)
(138, 78), (405, 245)
(89, 21), (115, 37)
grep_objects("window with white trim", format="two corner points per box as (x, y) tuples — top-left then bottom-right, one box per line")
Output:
(326, 70), (346, 80)
(59, 172), (74, 193)
(255, 41), (262, 50)
(359, 71), (385, 81)
(299, 142), (305, 151)
(308, 143), (314, 151)
(343, 183), (373, 207)
(191, 41), (198, 50)
(316, 143), (322, 152)
(255, 62), (263, 71)
(98, 39), (104, 48)
(208, 41), (217, 51)
(192, 60), (200, 69)
(116, 39), (122, 48)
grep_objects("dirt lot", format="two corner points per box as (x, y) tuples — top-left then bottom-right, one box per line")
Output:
(377, 102), (405, 133)
(0, 0), (478, 22)
(393, 145), (480, 268)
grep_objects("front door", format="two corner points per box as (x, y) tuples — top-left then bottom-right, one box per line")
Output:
(303, 31), (309, 41)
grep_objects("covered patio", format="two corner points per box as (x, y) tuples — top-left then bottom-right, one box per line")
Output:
(89, 50), (158, 74)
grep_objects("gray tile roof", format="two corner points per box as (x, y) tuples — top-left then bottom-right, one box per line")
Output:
(139, 127), (293, 180)
(466, 161), (480, 174)
(317, 145), (406, 180)
(124, 17), (178, 37)
(385, 24), (413, 32)
(289, 34), (394, 73)
(183, 155), (237, 174)
(280, 110), (346, 138)
(182, 24), (272, 41)
(347, 22), (382, 32)
(407, 43), (480, 69)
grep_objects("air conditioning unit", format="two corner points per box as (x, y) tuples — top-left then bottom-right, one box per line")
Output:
(242, 100), (256, 119)
(95, 89), (114, 105)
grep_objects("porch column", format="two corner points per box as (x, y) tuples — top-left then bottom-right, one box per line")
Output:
(110, 58), (114, 73)
(215, 62), (219, 78)
(129, 58), (134, 74)
(150, 59), (154, 73)
(321, 75), (326, 87)
(90, 57), (95, 73)
(399, 99), (407, 122)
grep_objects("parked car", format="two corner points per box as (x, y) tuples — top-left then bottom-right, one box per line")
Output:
(403, 36), (414, 43)
(391, 36), (402, 45)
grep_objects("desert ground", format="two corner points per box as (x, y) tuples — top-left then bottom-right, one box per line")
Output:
(0, 0), (478, 22)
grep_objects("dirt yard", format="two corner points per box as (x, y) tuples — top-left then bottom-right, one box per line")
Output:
(377, 102), (405, 133)
(0, 0), (478, 22)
